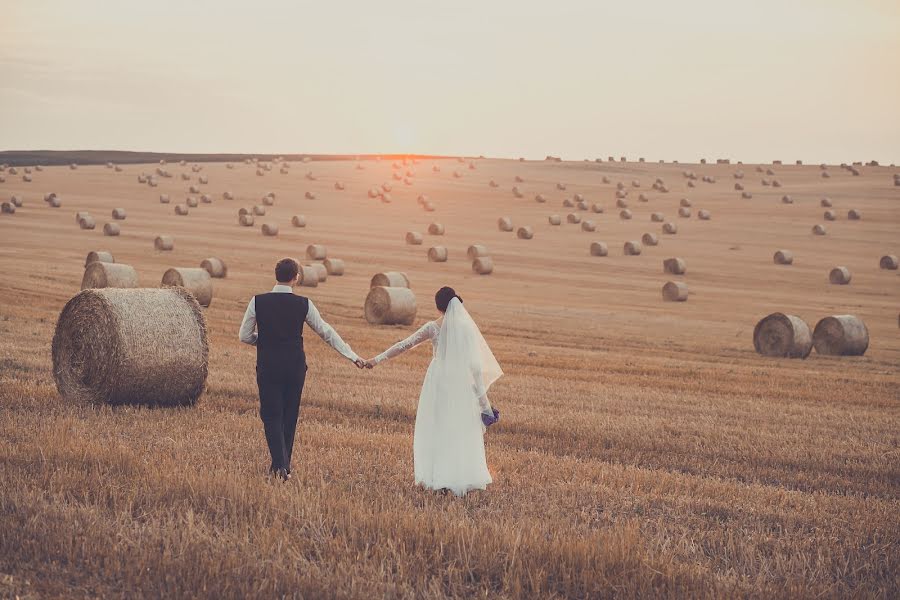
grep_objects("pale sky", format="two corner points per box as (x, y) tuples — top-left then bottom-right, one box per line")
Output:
(2, 0), (898, 164)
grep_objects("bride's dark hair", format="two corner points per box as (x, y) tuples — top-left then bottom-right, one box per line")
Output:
(435, 286), (462, 313)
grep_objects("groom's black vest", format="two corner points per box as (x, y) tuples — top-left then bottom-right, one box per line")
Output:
(255, 292), (308, 383)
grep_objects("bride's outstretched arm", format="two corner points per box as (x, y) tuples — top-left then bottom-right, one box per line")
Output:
(367, 322), (435, 367)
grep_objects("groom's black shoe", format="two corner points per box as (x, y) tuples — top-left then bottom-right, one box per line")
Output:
(276, 467), (290, 482)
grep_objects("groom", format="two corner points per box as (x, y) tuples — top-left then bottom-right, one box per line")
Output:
(239, 257), (364, 481)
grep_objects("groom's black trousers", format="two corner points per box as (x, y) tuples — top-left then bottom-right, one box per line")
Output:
(257, 368), (307, 473)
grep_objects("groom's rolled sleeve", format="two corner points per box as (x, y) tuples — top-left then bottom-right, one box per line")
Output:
(305, 300), (359, 362)
(239, 298), (258, 345)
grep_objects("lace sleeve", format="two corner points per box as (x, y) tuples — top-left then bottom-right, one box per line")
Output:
(372, 322), (436, 365)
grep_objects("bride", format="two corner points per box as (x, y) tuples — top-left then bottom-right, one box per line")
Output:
(364, 287), (502, 496)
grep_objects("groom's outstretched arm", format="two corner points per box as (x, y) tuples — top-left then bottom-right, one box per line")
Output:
(306, 300), (361, 364)
(239, 297), (258, 345)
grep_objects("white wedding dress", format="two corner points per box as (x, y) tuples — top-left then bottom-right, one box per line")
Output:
(372, 298), (502, 496)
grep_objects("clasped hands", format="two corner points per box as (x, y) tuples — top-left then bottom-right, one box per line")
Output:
(353, 358), (377, 369)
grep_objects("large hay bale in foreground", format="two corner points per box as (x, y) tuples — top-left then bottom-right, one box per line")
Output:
(517, 226), (534, 239)
(428, 246), (448, 262)
(773, 250), (793, 265)
(428, 223), (445, 235)
(662, 281), (688, 302)
(323, 258), (345, 276)
(623, 241), (642, 255)
(200, 257), (227, 278)
(365, 286), (416, 325)
(162, 267), (213, 307)
(370, 272), (409, 288)
(52, 287), (208, 406)
(261, 223), (279, 236)
(406, 231), (423, 245)
(663, 257), (686, 275)
(467, 244), (489, 259)
(753, 313), (812, 358)
(829, 266), (851, 285)
(81, 262), (139, 290)
(880, 255), (899, 270)
(590, 242), (608, 257)
(85, 251), (114, 267)
(103, 223), (120, 236)
(472, 256), (494, 275)
(291, 215), (307, 227)
(642, 233), (659, 246)
(155, 235), (174, 251)
(306, 244), (327, 260)
(812, 315), (869, 356)
(498, 217), (514, 232)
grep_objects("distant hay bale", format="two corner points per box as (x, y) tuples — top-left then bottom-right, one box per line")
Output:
(780, 195), (794, 205)
(370, 272), (410, 288)
(22, 174), (32, 182)
(160, 194), (170, 204)
(741, 191), (753, 199)
(189, 185), (200, 194)
(517, 226), (534, 239)
(305, 263), (328, 283)
(290, 215), (307, 228)
(405, 231), (423, 245)
(591, 203), (604, 213)
(79, 215), (96, 230)
(773, 250), (793, 265)
(334, 182), (345, 190)
(368, 188), (380, 199)
(812, 224), (827, 236)
(428, 246), (448, 262)
(223, 191), (234, 200)
(556, 182), (567, 190)
(186, 197), (198, 208)
(820, 197), (832, 207)
(3, 201), (18, 214)
(428, 223), (445, 235)
(578, 219), (595, 232)
(772, 180), (782, 188)
(498, 217), (514, 232)
(239, 214), (255, 227)
(548, 214), (562, 225)
(590, 242), (608, 257)
(631, 180), (640, 188)
(734, 183), (744, 191)
(489, 179), (499, 188)
(467, 244), (489, 259)
(112, 208), (127, 220)
(577, 200), (589, 211)
(81, 262), (139, 290)
(698, 209), (711, 220)
(812, 315), (868, 356)
(11, 195), (23, 207)
(306, 244), (327, 260)
(679, 198), (691, 207)
(256, 169), (264, 176)
(563, 198), (575, 208)
(85, 251), (114, 267)
(662, 222), (678, 235)
(472, 256), (494, 275)
(602, 176), (611, 184)
(75, 211), (91, 223)
(49, 196), (61, 207)
(687, 181), (695, 188)
(175, 205), (189, 216)
(200, 257), (227, 278)
(663, 257), (686, 274)
(534, 193), (546, 203)
(262, 195), (275, 206)
(155, 235), (174, 251)
(162, 268), (213, 307)
(198, 175), (208, 184)
(651, 212), (665, 222)
(305, 191), (317, 200)
(880, 255), (899, 270)
(103, 223), (120, 236)
(678, 207), (691, 218)
(512, 186), (524, 198)
(642, 233), (659, 246)
(829, 266), (851, 285)
(847, 209), (861, 220)
(297, 266), (319, 288)
(638, 193), (648, 202)
(616, 198), (628, 209)
(733, 171), (744, 179)
(623, 241), (642, 255)
(253, 205), (266, 216)
(567, 213), (582, 224)
(662, 281), (688, 302)
(620, 209), (633, 220)
(261, 223), (279, 236)
(824, 210), (836, 221)
(421, 200), (433, 210)
(615, 189), (627, 199)
(821, 171), (831, 178)
(365, 286), (416, 325)
(52, 287), (207, 406)
(753, 313), (812, 358)
(323, 258), (345, 276)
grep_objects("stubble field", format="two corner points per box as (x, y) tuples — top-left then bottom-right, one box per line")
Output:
(0, 156), (898, 598)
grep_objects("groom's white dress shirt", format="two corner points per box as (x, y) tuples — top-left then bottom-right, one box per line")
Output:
(239, 284), (360, 363)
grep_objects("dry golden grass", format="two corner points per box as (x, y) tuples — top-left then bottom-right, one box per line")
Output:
(0, 158), (898, 598)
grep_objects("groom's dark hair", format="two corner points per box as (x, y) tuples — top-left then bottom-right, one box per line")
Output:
(275, 257), (299, 283)
(435, 286), (462, 313)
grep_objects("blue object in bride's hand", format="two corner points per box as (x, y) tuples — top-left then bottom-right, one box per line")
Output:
(482, 408), (500, 427)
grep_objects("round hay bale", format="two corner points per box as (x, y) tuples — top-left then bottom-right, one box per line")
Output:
(261, 194), (276, 206)
(567, 213), (582, 224)
(623, 241), (642, 256)
(753, 313), (813, 358)
(323, 258), (345, 276)
(11, 195), (24, 207)
(548, 214), (562, 225)
(879, 255), (899, 270)
(734, 183), (744, 190)
(154, 235), (174, 251)
(829, 266), (851, 285)
(563, 198), (575, 208)
(663, 257), (686, 275)
(405, 231), (423, 245)
(620, 209), (633, 220)
(616, 198), (629, 209)
(812, 224), (827, 236)
(577, 200), (589, 211)
(642, 233), (658, 246)
(291, 215), (307, 227)
(773, 250), (794, 265)
(820, 197), (833, 207)
(556, 182), (567, 191)
(498, 217), (514, 232)
(638, 193), (649, 202)
(261, 223), (279, 237)
(369, 188), (380, 199)
(75, 210), (90, 222)
(253, 205), (266, 216)
(574, 193), (585, 202)
(334, 182), (345, 191)
(223, 191), (234, 200)
(517, 226), (534, 240)
(678, 207), (691, 218)
(651, 212), (665, 222)
(306, 263), (328, 283)
(421, 199), (433, 210)
(812, 315), (869, 356)
(662, 222), (678, 235)
(365, 286), (416, 325)
(200, 194), (212, 204)
(821, 171), (831, 178)
(698, 209), (711, 220)
(590, 242), (608, 257)
(81, 262), (139, 290)
(428, 223), (445, 235)
(617, 182), (626, 190)
(49, 196), (61, 208)
(680, 198), (692, 207)
(427, 246), (448, 262)
(615, 189), (628, 199)
(382, 184), (392, 192)
(239, 214), (255, 227)
(200, 257), (227, 278)
(186, 197), (198, 208)
(467, 244), (489, 259)
(534, 194), (546, 203)
(162, 267), (213, 307)
(781, 195), (793, 204)
(199, 175), (208, 185)
(581, 220), (596, 232)
(85, 251), (114, 267)
(602, 176), (611, 184)
(824, 210), (836, 221)
(175, 204), (189, 216)
(189, 185), (200, 194)
(591, 203), (604, 213)
(103, 223), (120, 237)
(687, 181), (696, 188)
(305, 191), (316, 200)
(662, 281), (688, 302)
(298, 266), (319, 288)
(79, 215), (96, 230)
(472, 256), (494, 275)
(306, 244), (327, 260)
(741, 191), (752, 199)
(52, 287), (208, 406)
(159, 194), (170, 204)
(370, 272), (410, 288)
(112, 208), (126, 220)
(772, 179), (782, 188)
(848, 209), (861, 220)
